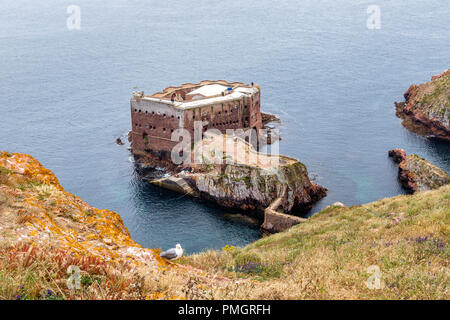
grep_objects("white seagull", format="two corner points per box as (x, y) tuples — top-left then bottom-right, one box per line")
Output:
(160, 244), (183, 261)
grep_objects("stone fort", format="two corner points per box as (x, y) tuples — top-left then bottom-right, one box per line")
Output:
(130, 80), (263, 161)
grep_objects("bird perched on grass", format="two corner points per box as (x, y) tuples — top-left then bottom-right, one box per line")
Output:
(160, 244), (183, 261)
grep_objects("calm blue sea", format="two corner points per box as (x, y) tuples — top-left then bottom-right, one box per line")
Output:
(1, 0), (449, 253)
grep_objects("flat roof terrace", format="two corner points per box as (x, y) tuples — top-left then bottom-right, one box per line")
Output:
(134, 80), (259, 110)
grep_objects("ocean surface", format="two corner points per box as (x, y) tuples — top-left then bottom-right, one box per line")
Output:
(1, 0), (449, 253)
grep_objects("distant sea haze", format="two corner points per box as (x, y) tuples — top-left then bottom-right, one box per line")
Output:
(0, 0), (449, 253)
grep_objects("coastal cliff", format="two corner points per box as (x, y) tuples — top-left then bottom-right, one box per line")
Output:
(1, 152), (448, 299)
(191, 159), (326, 214)
(395, 69), (450, 141)
(0, 151), (235, 300)
(388, 149), (450, 193)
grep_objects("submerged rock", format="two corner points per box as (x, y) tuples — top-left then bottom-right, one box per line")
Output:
(395, 69), (450, 141)
(388, 149), (450, 193)
(0, 151), (164, 271)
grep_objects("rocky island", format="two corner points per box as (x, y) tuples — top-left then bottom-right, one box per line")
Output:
(388, 149), (450, 193)
(151, 132), (326, 232)
(395, 69), (450, 141)
(129, 81), (327, 231)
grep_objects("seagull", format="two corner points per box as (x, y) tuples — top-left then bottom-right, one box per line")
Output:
(160, 244), (183, 261)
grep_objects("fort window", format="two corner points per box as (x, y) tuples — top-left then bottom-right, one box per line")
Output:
(163, 114), (166, 117)
(145, 111), (148, 114)
(142, 132), (148, 139)
(163, 128), (166, 131)
(134, 109), (137, 112)
(152, 111), (155, 114)
(139, 110), (142, 113)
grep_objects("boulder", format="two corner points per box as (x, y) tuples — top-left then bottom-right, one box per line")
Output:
(388, 149), (406, 164)
(389, 150), (450, 193)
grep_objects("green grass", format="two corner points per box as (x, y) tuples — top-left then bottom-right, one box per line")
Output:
(418, 73), (450, 116)
(183, 184), (450, 299)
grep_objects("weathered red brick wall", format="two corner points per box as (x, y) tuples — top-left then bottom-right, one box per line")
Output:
(130, 86), (263, 161)
(130, 106), (180, 155)
(182, 100), (251, 134)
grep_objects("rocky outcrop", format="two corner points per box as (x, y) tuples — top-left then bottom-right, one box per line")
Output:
(187, 133), (326, 214)
(388, 149), (407, 164)
(191, 159), (326, 214)
(0, 151), (254, 300)
(0, 152), (162, 267)
(388, 149), (450, 193)
(149, 133), (326, 216)
(395, 69), (450, 141)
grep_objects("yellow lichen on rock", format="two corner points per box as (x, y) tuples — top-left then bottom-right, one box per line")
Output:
(0, 152), (171, 298)
(0, 152), (252, 300)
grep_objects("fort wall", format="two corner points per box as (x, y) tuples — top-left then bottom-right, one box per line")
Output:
(130, 81), (262, 161)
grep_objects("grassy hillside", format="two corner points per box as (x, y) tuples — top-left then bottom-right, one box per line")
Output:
(184, 185), (449, 299)
(418, 72), (450, 120)
(0, 152), (190, 300)
(1, 151), (448, 299)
